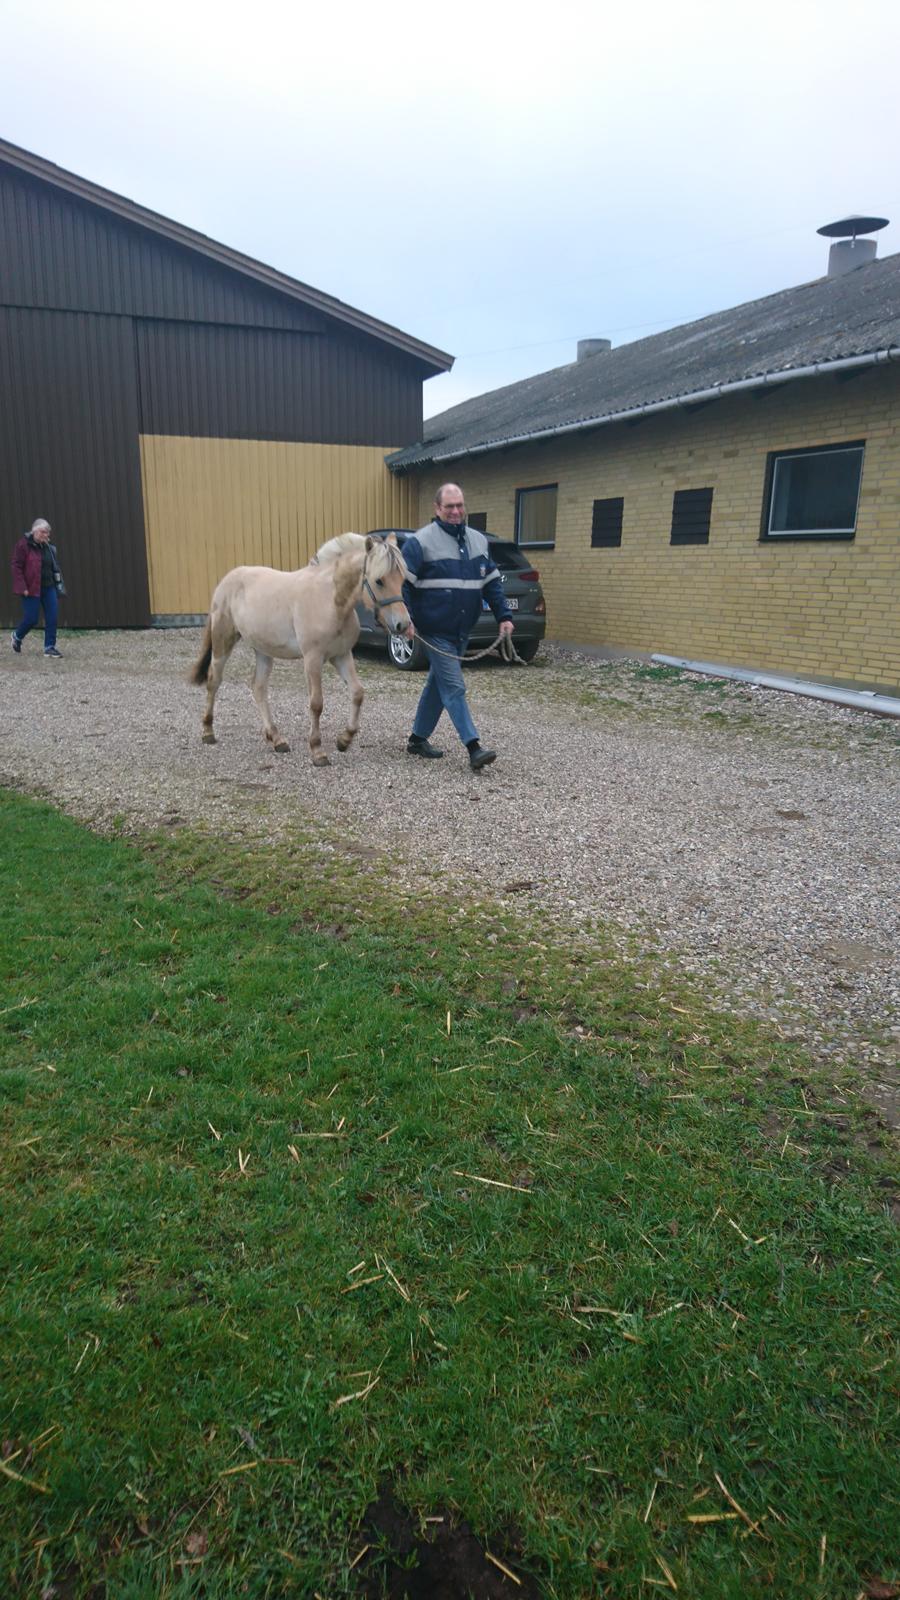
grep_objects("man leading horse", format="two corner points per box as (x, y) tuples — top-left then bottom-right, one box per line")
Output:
(402, 484), (514, 771)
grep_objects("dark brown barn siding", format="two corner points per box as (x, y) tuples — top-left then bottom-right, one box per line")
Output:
(135, 320), (424, 444)
(0, 307), (149, 627)
(0, 166), (326, 333)
(1, 154), (436, 624)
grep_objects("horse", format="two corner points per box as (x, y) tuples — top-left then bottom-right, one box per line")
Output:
(189, 532), (409, 767)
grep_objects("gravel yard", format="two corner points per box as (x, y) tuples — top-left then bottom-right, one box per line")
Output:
(3, 628), (899, 1114)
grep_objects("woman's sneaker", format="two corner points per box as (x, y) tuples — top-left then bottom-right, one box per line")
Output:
(44, 647), (63, 658)
(11, 632), (21, 653)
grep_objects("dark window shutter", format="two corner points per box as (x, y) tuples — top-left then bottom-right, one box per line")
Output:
(671, 487), (713, 544)
(467, 512), (487, 532)
(591, 496), (624, 548)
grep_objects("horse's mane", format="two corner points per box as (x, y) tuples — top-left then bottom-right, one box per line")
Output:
(315, 531), (408, 613)
(314, 531), (367, 567)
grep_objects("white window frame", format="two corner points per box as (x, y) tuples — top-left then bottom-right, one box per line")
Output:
(515, 483), (558, 549)
(763, 442), (864, 540)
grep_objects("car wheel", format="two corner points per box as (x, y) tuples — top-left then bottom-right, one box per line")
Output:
(388, 632), (428, 670)
(513, 639), (540, 663)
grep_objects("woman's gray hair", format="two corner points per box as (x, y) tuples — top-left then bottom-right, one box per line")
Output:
(31, 518), (52, 534)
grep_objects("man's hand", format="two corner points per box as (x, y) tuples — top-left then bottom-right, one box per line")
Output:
(499, 619), (514, 637)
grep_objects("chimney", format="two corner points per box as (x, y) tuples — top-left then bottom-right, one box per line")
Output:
(817, 214), (889, 277)
(577, 338), (611, 361)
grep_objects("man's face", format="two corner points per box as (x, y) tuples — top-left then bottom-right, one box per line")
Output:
(435, 488), (466, 525)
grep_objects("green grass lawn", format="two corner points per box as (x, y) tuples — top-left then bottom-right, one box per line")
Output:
(1, 789), (897, 1598)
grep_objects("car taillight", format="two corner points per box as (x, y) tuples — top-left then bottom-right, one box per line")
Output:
(519, 569), (539, 582)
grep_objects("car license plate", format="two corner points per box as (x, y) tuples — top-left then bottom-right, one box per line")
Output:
(483, 596), (519, 610)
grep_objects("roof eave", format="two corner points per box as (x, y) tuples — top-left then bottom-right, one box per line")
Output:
(0, 137), (453, 374)
(388, 347), (900, 471)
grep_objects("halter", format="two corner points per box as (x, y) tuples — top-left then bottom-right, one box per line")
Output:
(361, 544), (407, 625)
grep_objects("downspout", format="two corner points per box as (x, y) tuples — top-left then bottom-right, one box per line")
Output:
(651, 654), (900, 719)
(423, 347), (900, 465)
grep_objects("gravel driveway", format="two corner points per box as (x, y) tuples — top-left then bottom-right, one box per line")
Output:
(3, 629), (898, 1115)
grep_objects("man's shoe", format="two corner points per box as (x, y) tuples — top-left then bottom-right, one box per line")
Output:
(11, 632), (21, 654)
(407, 736), (444, 758)
(469, 746), (497, 771)
(44, 647), (63, 658)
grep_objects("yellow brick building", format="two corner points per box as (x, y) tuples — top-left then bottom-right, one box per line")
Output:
(390, 252), (900, 694)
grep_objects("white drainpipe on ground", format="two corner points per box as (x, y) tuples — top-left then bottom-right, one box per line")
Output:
(650, 655), (900, 719)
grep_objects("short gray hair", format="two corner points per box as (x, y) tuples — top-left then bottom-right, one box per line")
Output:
(434, 483), (464, 509)
(31, 518), (51, 534)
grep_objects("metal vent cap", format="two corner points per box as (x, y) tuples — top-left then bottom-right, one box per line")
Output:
(817, 214), (889, 239)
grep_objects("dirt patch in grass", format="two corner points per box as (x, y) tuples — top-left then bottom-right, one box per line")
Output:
(354, 1487), (541, 1599)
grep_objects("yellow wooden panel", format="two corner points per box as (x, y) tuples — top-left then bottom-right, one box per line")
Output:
(139, 436), (417, 614)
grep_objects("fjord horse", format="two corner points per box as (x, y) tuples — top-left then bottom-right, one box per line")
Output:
(189, 533), (408, 766)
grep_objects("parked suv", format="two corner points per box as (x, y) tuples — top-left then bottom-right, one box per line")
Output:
(355, 529), (547, 669)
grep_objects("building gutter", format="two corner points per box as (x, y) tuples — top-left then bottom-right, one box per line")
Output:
(651, 654), (900, 718)
(405, 346), (900, 468)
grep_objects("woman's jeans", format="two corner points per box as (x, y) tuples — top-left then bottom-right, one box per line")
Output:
(15, 586), (58, 650)
(411, 634), (479, 747)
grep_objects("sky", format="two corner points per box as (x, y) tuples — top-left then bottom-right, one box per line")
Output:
(2, 0), (898, 422)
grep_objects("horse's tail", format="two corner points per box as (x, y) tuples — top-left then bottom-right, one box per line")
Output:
(189, 618), (213, 686)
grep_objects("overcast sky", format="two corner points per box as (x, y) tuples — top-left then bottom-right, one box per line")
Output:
(3, 0), (898, 422)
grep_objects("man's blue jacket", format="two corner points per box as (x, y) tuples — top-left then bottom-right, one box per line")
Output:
(401, 520), (513, 641)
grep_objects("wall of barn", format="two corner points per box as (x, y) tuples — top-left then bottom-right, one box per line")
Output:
(1, 159), (430, 626)
(0, 305), (151, 627)
(141, 438), (418, 614)
(408, 364), (900, 692)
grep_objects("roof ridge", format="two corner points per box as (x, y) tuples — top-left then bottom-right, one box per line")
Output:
(0, 135), (453, 373)
(390, 251), (900, 469)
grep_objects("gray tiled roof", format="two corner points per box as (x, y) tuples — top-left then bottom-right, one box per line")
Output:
(388, 252), (900, 469)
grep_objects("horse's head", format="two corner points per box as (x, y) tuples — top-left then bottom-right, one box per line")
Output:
(362, 534), (410, 635)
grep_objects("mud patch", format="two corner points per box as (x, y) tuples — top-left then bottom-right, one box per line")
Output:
(353, 1487), (540, 1599)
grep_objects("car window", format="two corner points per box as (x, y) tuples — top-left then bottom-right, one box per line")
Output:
(488, 540), (533, 572)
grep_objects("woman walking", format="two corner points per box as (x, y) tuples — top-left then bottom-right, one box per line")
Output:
(11, 518), (65, 657)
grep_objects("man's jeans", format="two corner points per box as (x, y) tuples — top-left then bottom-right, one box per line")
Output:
(411, 634), (479, 747)
(15, 586), (58, 650)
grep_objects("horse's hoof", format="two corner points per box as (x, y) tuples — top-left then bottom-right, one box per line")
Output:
(202, 731), (217, 744)
(335, 734), (352, 752)
(273, 739), (290, 753)
(312, 752), (330, 768)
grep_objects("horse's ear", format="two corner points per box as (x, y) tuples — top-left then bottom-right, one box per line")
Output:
(386, 532), (398, 547)
(365, 536), (374, 551)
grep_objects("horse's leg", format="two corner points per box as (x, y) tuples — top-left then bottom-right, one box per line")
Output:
(202, 613), (238, 744)
(332, 651), (364, 753)
(250, 651), (290, 752)
(304, 652), (329, 767)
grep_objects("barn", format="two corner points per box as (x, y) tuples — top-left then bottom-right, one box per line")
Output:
(0, 137), (450, 628)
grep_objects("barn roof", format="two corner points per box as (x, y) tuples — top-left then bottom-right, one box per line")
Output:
(387, 250), (900, 469)
(0, 136), (453, 374)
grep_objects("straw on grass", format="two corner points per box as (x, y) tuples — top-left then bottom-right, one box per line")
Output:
(485, 1552), (521, 1586)
(452, 1171), (532, 1193)
(334, 1376), (380, 1407)
(655, 1553), (678, 1591)
(0, 1459), (49, 1494)
(714, 1473), (767, 1538)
